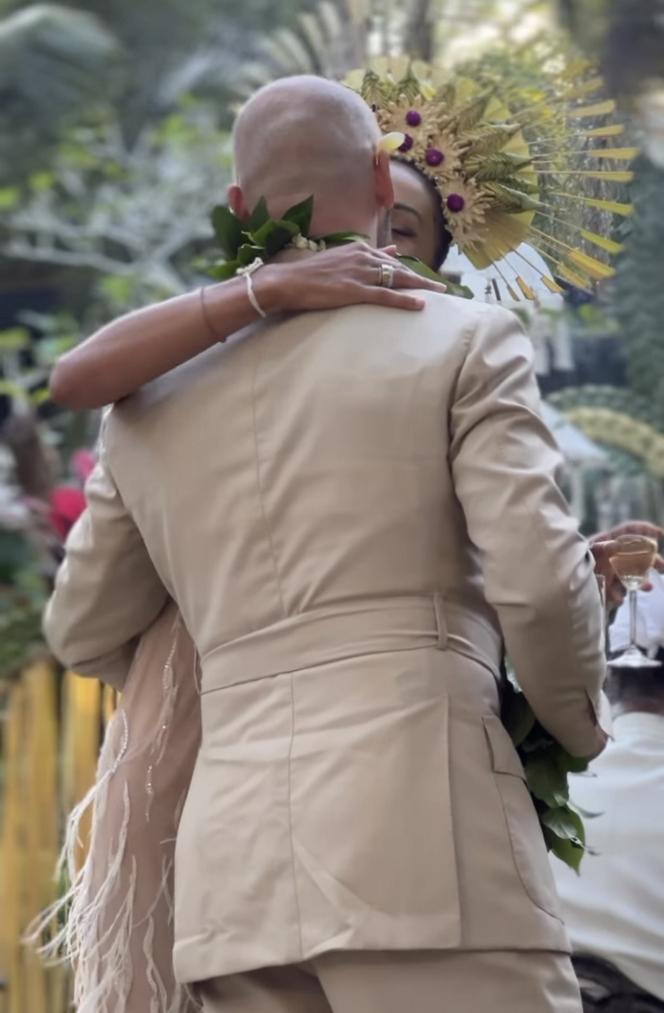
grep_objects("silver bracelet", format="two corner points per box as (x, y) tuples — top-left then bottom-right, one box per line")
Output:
(238, 256), (267, 319)
(198, 286), (226, 342)
(245, 272), (267, 319)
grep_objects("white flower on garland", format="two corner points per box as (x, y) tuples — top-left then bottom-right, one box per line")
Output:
(290, 234), (326, 252)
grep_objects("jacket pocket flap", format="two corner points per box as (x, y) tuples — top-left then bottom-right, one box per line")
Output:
(483, 715), (525, 780)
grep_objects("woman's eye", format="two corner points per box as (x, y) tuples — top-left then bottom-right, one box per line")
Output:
(392, 228), (416, 238)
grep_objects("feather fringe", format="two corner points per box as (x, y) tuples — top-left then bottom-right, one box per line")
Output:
(26, 612), (201, 1013)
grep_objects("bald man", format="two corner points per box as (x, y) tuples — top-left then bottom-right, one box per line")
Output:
(230, 75), (394, 241)
(45, 77), (607, 1013)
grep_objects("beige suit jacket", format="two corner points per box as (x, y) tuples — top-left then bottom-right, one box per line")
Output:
(45, 293), (607, 983)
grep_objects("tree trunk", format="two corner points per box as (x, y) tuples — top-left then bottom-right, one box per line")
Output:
(404, 0), (436, 61)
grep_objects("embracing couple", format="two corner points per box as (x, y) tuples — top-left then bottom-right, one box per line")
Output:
(44, 76), (610, 1013)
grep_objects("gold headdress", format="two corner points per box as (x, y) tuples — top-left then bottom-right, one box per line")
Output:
(347, 56), (637, 299)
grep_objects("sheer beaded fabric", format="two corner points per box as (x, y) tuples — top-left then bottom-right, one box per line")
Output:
(29, 601), (202, 1013)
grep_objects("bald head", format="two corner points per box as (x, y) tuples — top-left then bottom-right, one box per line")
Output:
(231, 76), (391, 239)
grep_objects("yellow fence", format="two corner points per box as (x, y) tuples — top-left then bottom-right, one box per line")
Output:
(0, 663), (112, 1013)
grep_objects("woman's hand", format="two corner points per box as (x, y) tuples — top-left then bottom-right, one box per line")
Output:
(255, 242), (446, 315)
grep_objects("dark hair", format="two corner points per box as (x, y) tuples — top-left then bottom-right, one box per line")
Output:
(420, 169), (453, 270)
(606, 659), (664, 711)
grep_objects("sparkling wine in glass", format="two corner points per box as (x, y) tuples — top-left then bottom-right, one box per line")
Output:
(608, 534), (660, 668)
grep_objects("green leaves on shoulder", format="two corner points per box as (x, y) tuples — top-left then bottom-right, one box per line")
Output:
(205, 194), (473, 299)
(397, 255), (473, 299)
(323, 230), (369, 247)
(279, 196), (314, 236)
(211, 204), (244, 261)
(398, 255), (443, 283)
(207, 195), (315, 279)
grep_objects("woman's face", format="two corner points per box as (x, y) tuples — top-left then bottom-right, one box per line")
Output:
(390, 161), (441, 270)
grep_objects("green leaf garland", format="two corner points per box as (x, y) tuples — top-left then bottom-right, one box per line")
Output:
(502, 677), (591, 872)
(202, 196), (472, 297)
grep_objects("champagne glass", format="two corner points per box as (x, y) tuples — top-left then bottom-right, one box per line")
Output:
(608, 534), (660, 668)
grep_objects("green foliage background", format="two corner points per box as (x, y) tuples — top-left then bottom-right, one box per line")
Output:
(0, 0), (662, 677)
(0, 0), (662, 698)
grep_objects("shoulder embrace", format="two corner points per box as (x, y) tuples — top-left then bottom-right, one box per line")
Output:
(418, 293), (528, 366)
(419, 290), (524, 332)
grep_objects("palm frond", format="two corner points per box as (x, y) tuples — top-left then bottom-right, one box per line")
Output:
(0, 4), (123, 122)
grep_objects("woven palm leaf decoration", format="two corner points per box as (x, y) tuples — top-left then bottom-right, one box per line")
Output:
(347, 49), (636, 299)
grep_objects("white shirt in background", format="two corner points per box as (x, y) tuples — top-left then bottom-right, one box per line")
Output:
(551, 712), (664, 999)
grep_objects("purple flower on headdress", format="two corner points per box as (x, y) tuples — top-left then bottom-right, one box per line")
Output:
(405, 109), (422, 127)
(425, 148), (444, 167)
(399, 134), (414, 152)
(446, 193), (466, 213)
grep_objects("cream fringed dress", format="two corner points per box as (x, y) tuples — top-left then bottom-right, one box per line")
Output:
(31, 601), (203, 1013)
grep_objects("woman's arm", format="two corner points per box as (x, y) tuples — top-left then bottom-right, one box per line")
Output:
(50, 275), (257, 409)
(51, 243), (445, 409)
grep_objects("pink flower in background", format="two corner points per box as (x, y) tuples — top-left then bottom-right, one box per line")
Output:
(48, 449), (96, 540)
(71, 449), (96, 484)
(49, 486), (87, 540)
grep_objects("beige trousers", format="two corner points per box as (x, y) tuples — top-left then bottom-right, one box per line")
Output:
(196, 949), (582, 1013)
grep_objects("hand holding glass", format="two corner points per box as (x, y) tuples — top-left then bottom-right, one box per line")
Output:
(608, 534), (660, 668)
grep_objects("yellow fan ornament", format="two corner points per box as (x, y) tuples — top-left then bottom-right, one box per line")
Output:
(347, 54), (637, 299)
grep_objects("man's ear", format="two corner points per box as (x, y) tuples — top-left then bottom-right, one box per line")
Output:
(228, 183), (250, 220)
(374, 149), (395, 211)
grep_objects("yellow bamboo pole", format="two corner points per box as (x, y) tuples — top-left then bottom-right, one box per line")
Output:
(22, 662), (61, 1013)
(1, 664), (105, 1013)
(60, 673), (102, 871)
(102, 683), (118, 730)
(0, 662), (62, 1013)
(0, 680), (27, 1013)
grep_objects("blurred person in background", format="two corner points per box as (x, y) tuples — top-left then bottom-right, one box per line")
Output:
(552, 550), (664, 1012)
